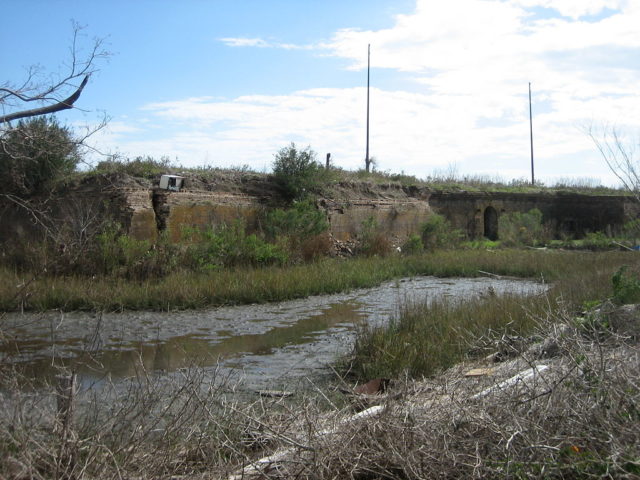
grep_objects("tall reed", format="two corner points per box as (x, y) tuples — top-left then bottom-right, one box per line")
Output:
(1, 250), (636, 312)
(348, 250), (639, 379)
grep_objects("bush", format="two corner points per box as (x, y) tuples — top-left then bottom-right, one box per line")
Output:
(184, 221), (288, 270)
(94, 226), (179, 280)
(272, 143), (326, 201)
(0, 116), (80, 195)
(402, 234), (424, 255)
(263, 200), (331, 261)
(264, 200), (328, 239)
(498, 208), (548, 246)
(421, 214), (463, 250)
(612, 266), (640, 304)
(358, 216), (392, 257)
(582, 231), (611, 249)
(299, 233), (333, 261)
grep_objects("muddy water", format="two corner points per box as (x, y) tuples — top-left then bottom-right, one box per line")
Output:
(1, 276), (546, 390)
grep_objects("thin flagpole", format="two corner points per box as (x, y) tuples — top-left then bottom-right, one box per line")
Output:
(365, 44), (370, 171)
(529, 82), (535, 185)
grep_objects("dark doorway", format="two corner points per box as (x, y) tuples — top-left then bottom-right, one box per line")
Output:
(484, 206), (498, 240)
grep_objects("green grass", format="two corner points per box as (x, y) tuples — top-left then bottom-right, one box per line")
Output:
(350, 294), (530, 379)
(2, 250), (636, 312)
(77, 157), (629, 197)
(346, 250), (640, 380)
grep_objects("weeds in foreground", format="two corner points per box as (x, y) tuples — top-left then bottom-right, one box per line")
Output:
(3, 308), (639, 480)
(0, 363), (334, 480)
(2, 254), (640, 479)
(302, 308), (640, 480)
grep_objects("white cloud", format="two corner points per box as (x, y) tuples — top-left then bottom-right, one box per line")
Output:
(511, 0), (629, 19)
(102, 0), (639, 185)
(219, 37), (271, 48)
(322, 0), (639, 177)
(219, 37), (314, 50)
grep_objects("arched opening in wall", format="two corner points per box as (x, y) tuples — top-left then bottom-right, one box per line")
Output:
(484, 206), (498, 240)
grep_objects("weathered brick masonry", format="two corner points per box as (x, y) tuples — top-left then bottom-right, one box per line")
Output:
(1, 174), (637, 245)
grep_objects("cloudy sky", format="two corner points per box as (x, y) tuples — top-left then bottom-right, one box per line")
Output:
(2, 0), (639, 185)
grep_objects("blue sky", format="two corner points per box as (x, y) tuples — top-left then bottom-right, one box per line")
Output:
(2, 0), (639, 185)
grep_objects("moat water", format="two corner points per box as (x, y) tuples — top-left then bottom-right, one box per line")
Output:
(1, 276), (547, 392)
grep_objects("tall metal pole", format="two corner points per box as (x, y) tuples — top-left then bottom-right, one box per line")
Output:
(529, 82), (535, 185)
(365, 44), (371, 172)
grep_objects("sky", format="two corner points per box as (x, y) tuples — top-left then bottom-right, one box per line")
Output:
(1, 0), (639, 185)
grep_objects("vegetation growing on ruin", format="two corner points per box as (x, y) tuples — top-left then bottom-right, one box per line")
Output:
(2, 140), (639, 311)
(420, 213), (465, 249)
(77, 153), (630, 196)
(2, 145), (640, 480)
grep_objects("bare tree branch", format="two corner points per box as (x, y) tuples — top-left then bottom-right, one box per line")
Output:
(587, 123), (640, 201)
(0, 21), (110, 254)
(0, 21), (108, 124)
(0, 75), (89, 123)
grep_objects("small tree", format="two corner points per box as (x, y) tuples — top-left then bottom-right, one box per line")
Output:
(272, 143), (323, 201)
(0, 117), (81, 196)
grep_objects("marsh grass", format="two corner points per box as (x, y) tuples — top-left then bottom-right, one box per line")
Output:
(349, 293), (543, 379)
(348, 250), (638, 379)
(1, 250), (635, 312)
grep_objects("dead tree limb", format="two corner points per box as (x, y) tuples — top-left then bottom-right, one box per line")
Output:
(0, 75), (89, 123)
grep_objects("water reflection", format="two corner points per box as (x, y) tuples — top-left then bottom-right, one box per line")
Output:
(1, 276), (546, 389)
(1, 302), (364, 385)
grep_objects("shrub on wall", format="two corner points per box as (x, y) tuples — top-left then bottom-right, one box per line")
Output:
(263, 199), (330, 261)
(264, 200), (328, 239)
(402, 234), (424, 255)
(272, 143), (326, 201)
